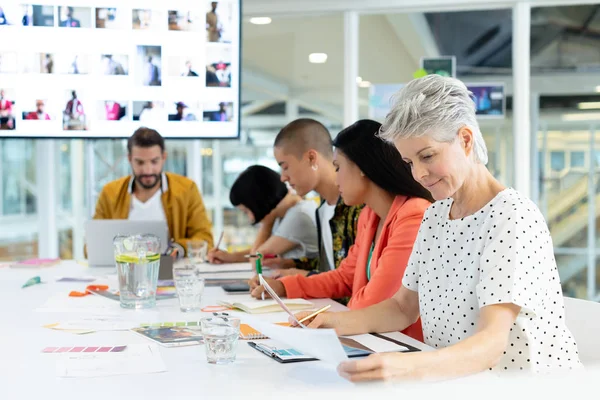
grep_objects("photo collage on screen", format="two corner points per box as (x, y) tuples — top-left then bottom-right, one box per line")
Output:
(0, 2), (239, 138)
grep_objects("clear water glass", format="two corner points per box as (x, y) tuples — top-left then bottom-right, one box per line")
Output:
(173, 265), (205, 312)
(200, 316), (240, 364)
(186, 240), (208, 264)
(113, 234), (160, 309)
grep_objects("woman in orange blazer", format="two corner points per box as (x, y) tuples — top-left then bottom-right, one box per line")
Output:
(250, 119), (433, 342)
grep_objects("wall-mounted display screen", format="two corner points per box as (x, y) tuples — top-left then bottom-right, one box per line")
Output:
(0, 1), (241, 138)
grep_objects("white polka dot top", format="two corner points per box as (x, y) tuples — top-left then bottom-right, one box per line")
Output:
(403, 188), (582, 372)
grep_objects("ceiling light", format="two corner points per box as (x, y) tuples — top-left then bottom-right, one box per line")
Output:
(562, 113), (600, 121)
(309, 53), (327, 64)
(578, 102), (600, 110)
(358, 80), (371, 88)
(249, 17), (271, 25)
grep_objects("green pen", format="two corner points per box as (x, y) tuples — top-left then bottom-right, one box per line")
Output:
(255, 253), (265, 300)
(255, 252), (263, 276)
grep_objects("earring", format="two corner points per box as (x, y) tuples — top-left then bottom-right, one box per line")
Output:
(360, 172), (365, 177)
(311, 164), (318, 171)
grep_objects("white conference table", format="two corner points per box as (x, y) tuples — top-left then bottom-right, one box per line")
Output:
(0, 260), (435, 399)
(5, 261), (599, 399)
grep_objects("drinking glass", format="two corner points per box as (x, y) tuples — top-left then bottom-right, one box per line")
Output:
(173, 264), (205, 312)
(113, 234), (160, 309)
(200, 316), (240, 364)
(186, 240), (208, 264)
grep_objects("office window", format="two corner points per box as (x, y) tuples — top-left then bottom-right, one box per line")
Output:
(570, 151), (585, 168)
(0, 139), (38, 260)
(550, 151), (565, 171)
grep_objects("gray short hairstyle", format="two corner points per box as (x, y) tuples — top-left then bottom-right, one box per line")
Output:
(379, 75), (488, 165)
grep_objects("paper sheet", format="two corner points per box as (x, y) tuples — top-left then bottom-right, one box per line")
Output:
(46, 315), (137, 332)
(243, 315), (348, 365)
(56, 344), (166, 378)
(36, 292), (121, 314)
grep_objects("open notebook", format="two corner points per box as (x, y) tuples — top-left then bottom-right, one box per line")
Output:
(217, 297), (314, 314)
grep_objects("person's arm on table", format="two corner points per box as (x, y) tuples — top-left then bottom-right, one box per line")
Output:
(207, 248), (249, 264)
(249, 211), (368, 299)
(337, 303), (520, 382)
(249, 233), (359, 300)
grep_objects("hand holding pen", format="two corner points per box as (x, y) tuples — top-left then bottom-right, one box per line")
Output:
(248, 273), (287, 300)
(254, 252), (265, 300)
(207, 232), (234, 264)
(289, 305), (334, 329)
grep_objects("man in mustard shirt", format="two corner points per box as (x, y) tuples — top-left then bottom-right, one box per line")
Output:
(92, 127), (214, 253)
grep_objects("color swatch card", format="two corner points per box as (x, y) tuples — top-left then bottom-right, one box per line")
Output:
(248, 339), (371, 363)
(43, 345), (127, 353)
(56, 344), (166, 378)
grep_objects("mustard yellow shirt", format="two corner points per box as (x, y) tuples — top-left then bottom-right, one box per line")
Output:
(92, 172), (214, 252)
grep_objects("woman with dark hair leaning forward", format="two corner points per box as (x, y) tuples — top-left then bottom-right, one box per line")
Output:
(208, 165), (318, 264)
(292, 75), (582, 381)
(250, 119), (433, 342)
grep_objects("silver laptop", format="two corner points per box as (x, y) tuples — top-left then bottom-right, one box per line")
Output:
(85, 220), (169, 267)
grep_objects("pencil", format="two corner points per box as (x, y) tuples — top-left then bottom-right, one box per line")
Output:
(297, 305), (331, 324)
(215, 232), (224, 250)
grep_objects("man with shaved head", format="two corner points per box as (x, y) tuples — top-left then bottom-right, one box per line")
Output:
(271, 118), (363, 276)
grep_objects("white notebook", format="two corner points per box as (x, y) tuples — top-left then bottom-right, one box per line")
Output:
(217, 298), (314, 314)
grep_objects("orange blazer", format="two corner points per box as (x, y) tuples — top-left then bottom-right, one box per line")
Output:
(280, 195), (430, 342)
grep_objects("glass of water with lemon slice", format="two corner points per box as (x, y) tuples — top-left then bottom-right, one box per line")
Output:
(113, 234), (161, 309)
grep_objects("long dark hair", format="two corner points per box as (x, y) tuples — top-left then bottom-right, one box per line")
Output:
(332, 119), (434, 202)
(229, 165), (288, 224)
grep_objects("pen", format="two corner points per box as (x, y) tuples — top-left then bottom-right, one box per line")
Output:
(297, 305), (331, 325)
(245, 253), (277, 259)
(215, 231), (224, 250)
(255, 253), (265, 300)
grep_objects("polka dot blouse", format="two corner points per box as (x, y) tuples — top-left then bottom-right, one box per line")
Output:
(403, 188), (582, 372)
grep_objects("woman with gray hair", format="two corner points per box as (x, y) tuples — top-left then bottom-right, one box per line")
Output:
(292, 74), (581, 381)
